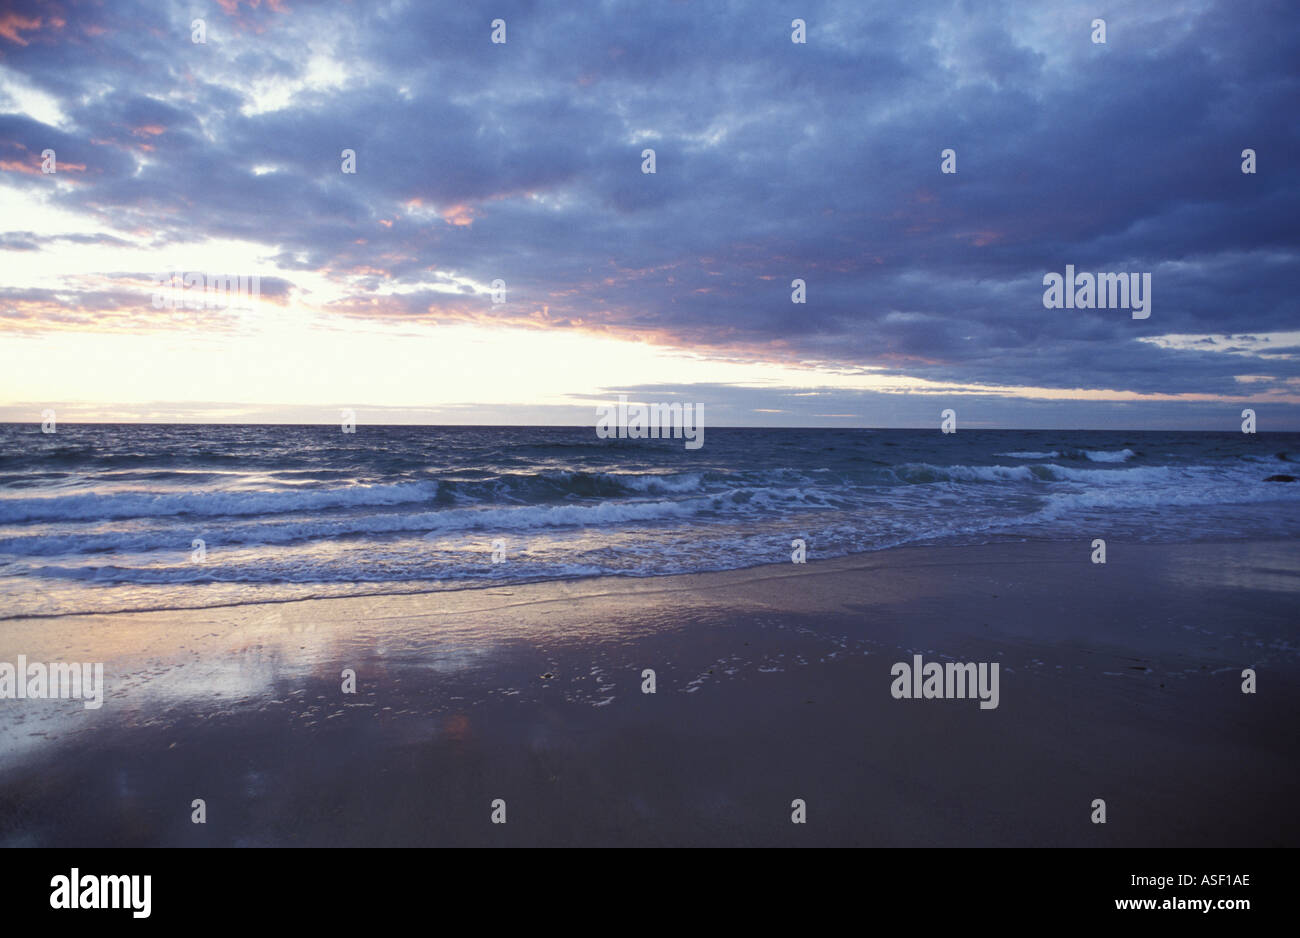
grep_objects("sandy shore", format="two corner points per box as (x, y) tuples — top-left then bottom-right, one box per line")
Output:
(1, 539), (1297, 846)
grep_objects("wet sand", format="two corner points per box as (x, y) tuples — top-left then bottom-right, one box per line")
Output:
(1, 539), (1297, 846)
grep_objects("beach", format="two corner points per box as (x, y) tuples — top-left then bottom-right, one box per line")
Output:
(1, 538), (1295, 847)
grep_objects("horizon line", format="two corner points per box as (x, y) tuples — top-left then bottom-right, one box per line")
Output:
(0, 421), (1291, 433)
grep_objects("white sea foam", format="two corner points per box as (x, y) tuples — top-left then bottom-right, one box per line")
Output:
(1083, 448), (1135, 463)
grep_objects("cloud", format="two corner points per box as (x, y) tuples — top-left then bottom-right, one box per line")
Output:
(0, 0), (1297, 424)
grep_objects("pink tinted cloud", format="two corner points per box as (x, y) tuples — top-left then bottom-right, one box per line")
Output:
(0, 13), (43, 45)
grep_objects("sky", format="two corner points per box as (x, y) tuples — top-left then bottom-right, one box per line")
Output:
(0, 0), (1297, 429)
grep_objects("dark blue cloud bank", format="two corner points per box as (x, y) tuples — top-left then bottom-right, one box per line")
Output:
(1, 0), (1297, 427)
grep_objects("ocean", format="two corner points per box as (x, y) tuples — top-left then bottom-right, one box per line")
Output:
(1, 424), (1298, 619)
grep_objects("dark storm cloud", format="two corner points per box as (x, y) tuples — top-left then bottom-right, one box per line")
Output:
(1, 0), (1297, 407)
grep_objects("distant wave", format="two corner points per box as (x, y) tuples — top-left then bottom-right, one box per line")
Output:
(997, 448), (1134, 463)
(0, 471), (713, 524)
(893, 461), (1167, 483)
(0, 480), (443, 524)
(0, 496), (720, 556)
(894, 463), (1042, 483)
(1082, 448), (1135, 463)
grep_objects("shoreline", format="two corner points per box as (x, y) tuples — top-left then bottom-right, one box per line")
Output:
(4, 529), (1293, 623)
(1, 538), (1297, 846)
